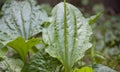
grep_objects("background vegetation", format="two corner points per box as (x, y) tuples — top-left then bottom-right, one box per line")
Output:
(0, 0), (120, 72)
(37, 0), (120, 71)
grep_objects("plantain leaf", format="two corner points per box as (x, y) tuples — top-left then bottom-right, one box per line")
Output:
(0, 0), (48, 44)
(22, 49), (62, 72)
(43, 2), (93, 72)
(7, 37), (40, 63)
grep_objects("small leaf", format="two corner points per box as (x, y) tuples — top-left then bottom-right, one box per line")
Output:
(95, 53), (105, 60)
(73, 67), (93, 72)
(41, 21), (51, 28)
(7, 37), (40, 63)
(88, 12), (102, 25)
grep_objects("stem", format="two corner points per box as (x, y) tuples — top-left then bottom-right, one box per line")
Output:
(91, 37), (96, 64)
(91, 46), (95, 63)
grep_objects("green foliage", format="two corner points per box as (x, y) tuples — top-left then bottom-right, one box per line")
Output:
(81, 0), (89, 6)
(88, 12), (102, 25)
(41, 4), (52, 16)
(7, 37), (40, 63)
(79, 0), (119, 71)
(93, 64), (117, 72)
(0, 41), (4, 48)
(93, 15), (120, 70)
(0, 47), (8, 58)
(73, 67), (93, 72)
(0, 42), (8, 61)
(0, 58), (24, 72)
(22, 49), (62, 72)
(42, 1), (99, 72)
(93, 4), (104, 13)
(0, 0), (48, 44)
(1, 0), (114, 72)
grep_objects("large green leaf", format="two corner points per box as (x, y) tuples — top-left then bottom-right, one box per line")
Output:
(22, 49), (62, 72)
(0, 0), (48, 44)
(0, 58), (24, 72)
(43, 2), (93, 72)
(7, 37), (40, 63)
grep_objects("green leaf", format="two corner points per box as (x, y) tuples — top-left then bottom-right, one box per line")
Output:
(73, 67), (93, 72)
(7, 37), (40, 63)
(88, 12), (102, 25)
(95, 53), (105, 60)
(0, 42), (8, 60)
(0, 58), (24, 72)
(0, 42), (4, 48)
(0, 47), (8, 58)
(22, 49), (62, 72)
(0, 0), (48, 44)
(43, 2), (93, 72)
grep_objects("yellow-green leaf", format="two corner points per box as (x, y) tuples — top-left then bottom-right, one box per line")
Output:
(7, 37), (40, 63)
(74, 67), (93, 72)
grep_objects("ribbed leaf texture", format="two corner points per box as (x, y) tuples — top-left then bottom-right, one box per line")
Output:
(0, 58), (24, 72)
(22, 49), (62, 72)
(43, 2), (93, 72)
(0, 0), (48, 44)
